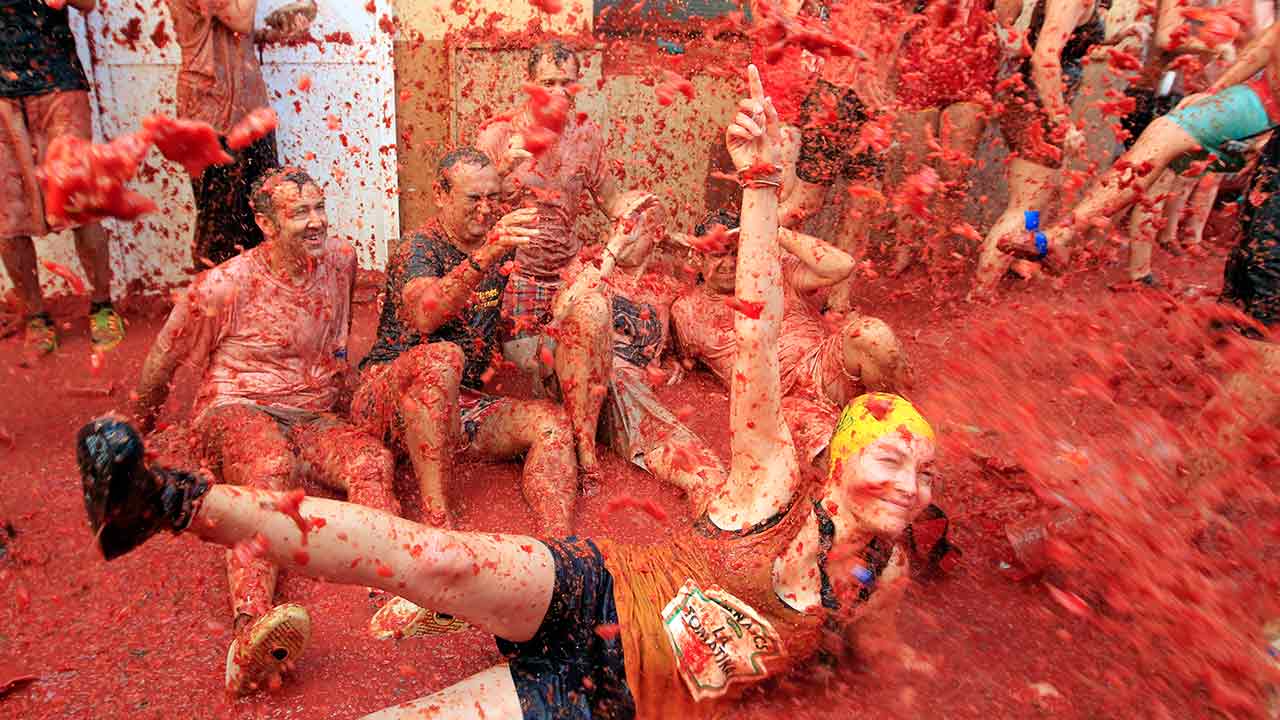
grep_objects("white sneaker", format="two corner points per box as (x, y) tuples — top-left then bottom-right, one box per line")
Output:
(369, 596), (466, 640)
(225, 603), (311, 695)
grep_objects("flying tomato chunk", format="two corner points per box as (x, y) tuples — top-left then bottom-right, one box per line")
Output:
(39, 132), (157, 225)
(142, 114), (232, 177)
(227, 108), (279, 151)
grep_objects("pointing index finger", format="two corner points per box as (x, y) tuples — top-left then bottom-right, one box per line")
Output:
(747, 64), (765, 105)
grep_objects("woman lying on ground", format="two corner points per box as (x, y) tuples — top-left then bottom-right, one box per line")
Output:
(75, 65), (939, 719)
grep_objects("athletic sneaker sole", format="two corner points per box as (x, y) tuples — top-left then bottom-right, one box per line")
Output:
(225, 603), (310, 695)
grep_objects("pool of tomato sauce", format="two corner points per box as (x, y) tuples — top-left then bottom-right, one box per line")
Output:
(0, 214), (1266, 718)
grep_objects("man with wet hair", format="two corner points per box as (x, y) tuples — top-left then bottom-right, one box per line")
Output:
(475, 39), (640, 475)
(351, 146), (587, 637)
(129, 166), (404, 695)
(354, 147), (579, 535)
(1, 0), (123, 355)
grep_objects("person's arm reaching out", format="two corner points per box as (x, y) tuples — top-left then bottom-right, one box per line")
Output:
(718, 64), (802, 527)
(779, 227), (854, 291)
(131, 286), (221, 433)
(1198, 22), (1279, 96)
(403, 209), (538, 337)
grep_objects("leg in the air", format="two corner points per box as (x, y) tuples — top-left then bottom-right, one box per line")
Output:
(191, 487), (557, 642)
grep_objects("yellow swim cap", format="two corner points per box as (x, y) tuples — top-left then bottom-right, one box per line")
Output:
(828, 393), (935, 479)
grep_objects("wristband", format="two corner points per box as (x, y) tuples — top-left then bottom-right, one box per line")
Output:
(739, 162), (782, 186)
(1034, 232), (1048, 258)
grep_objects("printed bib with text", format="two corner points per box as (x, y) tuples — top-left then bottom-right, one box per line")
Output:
(661, 578), (785, 701)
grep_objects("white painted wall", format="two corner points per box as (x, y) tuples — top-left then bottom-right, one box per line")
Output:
(2, 1), (399, 299)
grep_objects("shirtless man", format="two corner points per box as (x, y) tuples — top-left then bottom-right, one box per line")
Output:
(352, 148), (578, 536)
(130, 167), (403, 694)
(1, 0), (123, 355)
(673, 209), (909, 466)
(475, 40), (639, 475)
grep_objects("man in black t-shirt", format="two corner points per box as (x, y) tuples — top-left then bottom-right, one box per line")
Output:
(352, 148), (579, 539)
(1, 0), (123, 356)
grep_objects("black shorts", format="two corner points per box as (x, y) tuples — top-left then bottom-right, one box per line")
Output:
(1121, 86), (1183, 151)
(495, 538), (635, 720)
(1227, 132), (1280, 332)
(190, 131), (279, 269)
(795, 79), (884, 185)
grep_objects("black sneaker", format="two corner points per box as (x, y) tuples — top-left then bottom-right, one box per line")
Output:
(76, 418), (209, 560)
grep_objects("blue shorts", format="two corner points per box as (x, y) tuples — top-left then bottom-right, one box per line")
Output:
(495, 538), (635, 719)
(1167, 83), (1273, 163)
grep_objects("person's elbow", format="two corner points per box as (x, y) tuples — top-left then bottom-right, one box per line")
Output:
(823, 253), (856, 283)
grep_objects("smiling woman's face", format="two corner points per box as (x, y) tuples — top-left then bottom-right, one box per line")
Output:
(833, 430), (936, 538)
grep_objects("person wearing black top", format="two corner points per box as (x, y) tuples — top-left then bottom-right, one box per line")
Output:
(0, 0), (123, 355)
(352, 147), (580, 539)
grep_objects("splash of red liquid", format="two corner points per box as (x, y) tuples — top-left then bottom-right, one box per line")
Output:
(530, 0), (563, 13)
(604, 495), (670, 523)
(520, 82), (571, 157)
(725, 296), (764, 319)
(39, 133), (156, 226)
(656, 70), (695, 106)
(750, 0), (862, 64)
(227, 108), (279, 151)
(142, 114), (232, 177)
(273, 489), (311, 543)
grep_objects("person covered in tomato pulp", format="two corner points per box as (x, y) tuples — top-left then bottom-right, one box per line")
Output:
(0, 0), (124, 355)
(77, 65), (943, 719)
(474, 40), (647, 480)
(126, 166), (415, 696)
(165, 0), (315, 268)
